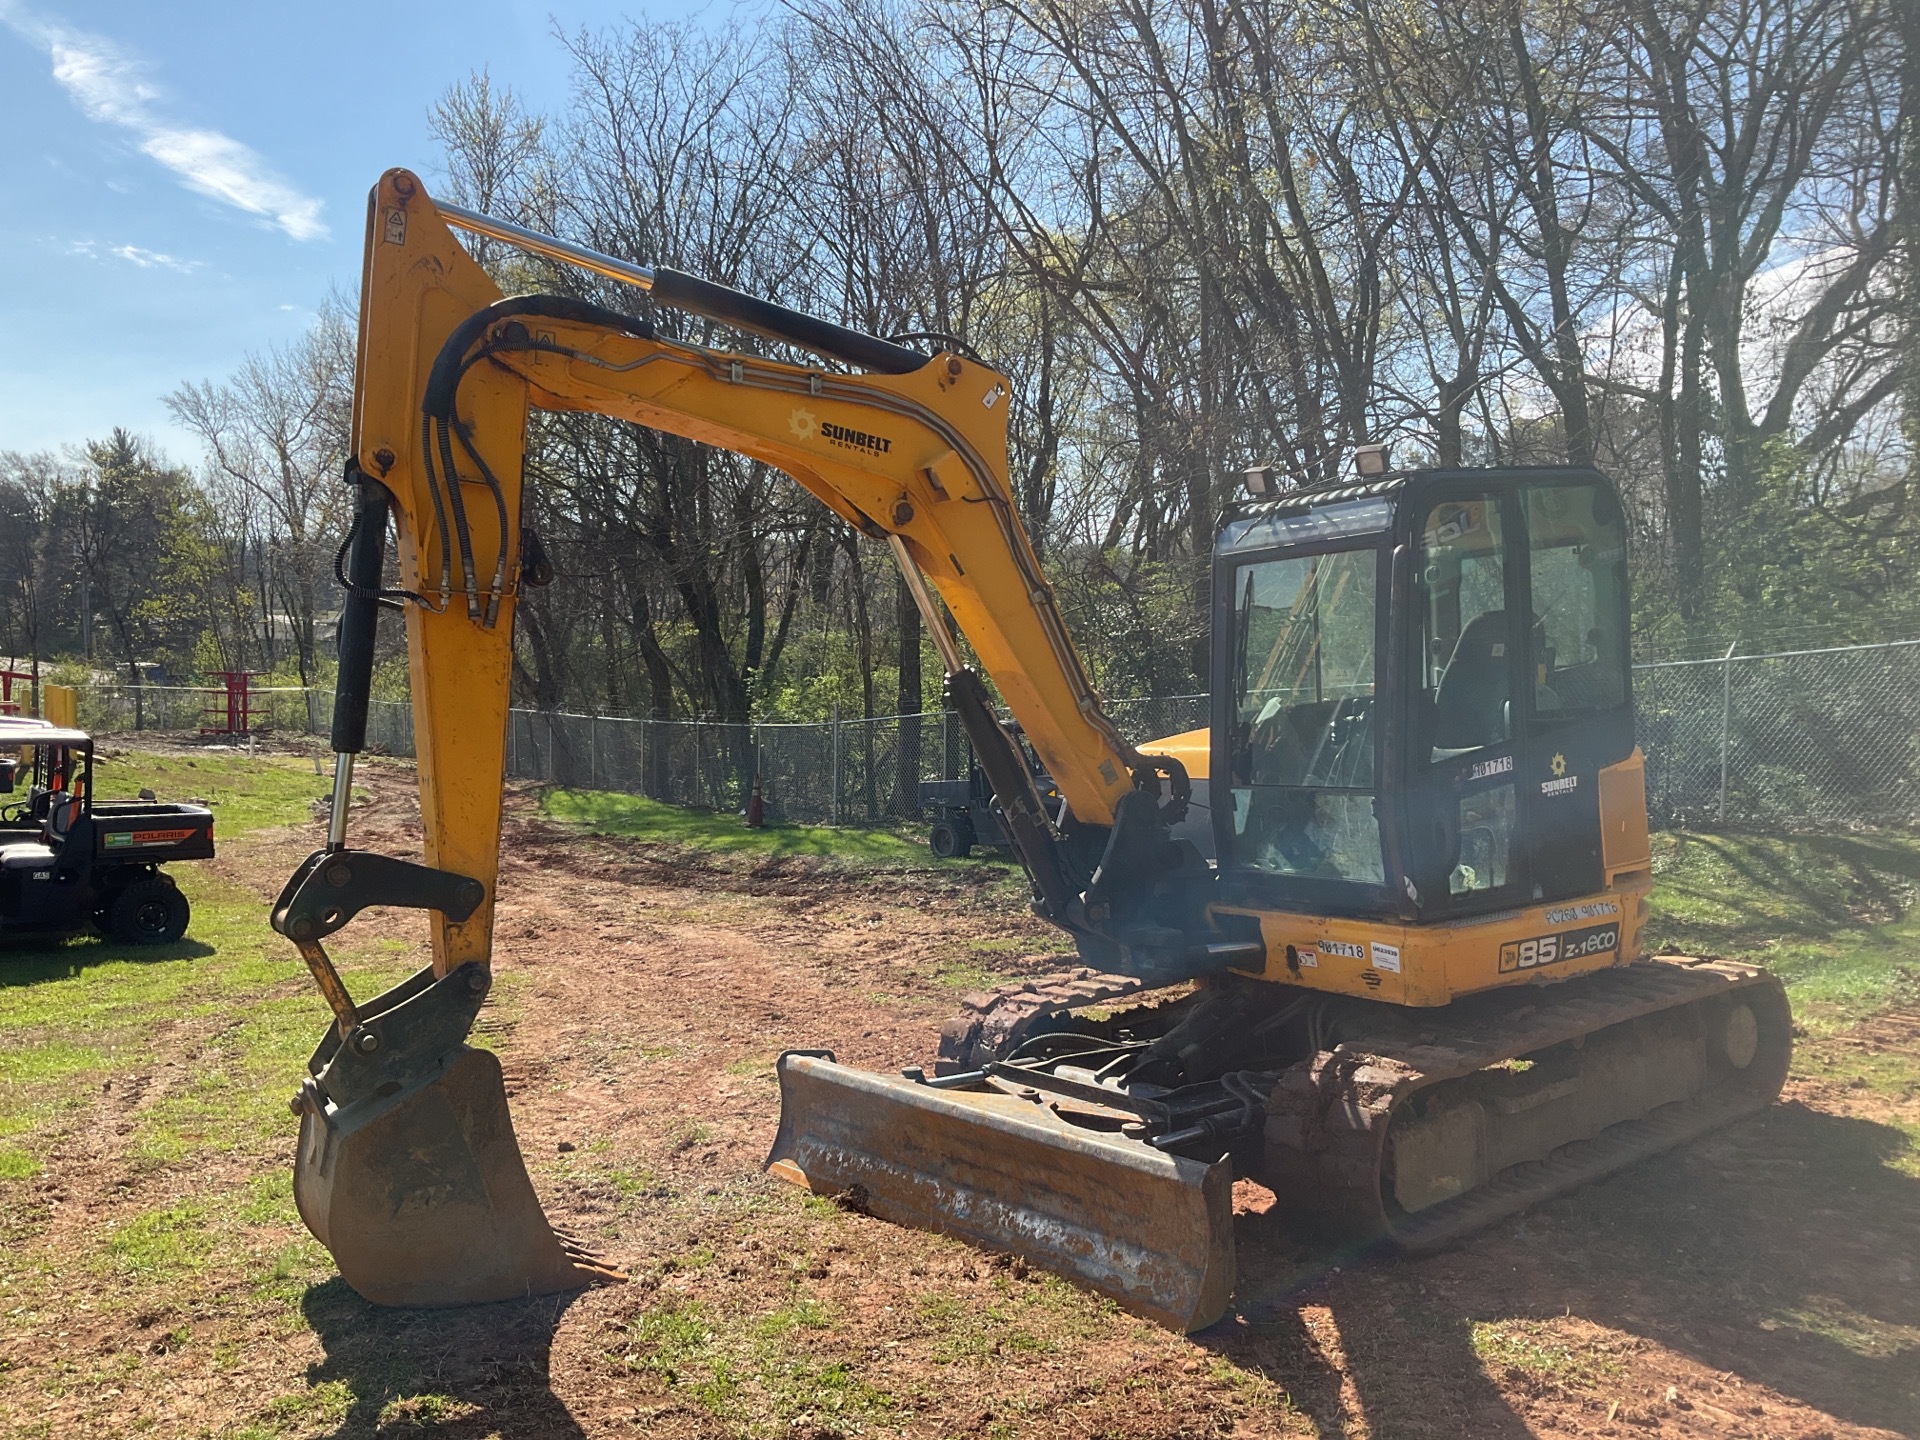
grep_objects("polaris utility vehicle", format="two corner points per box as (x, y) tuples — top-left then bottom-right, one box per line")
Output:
(0, 721), (214, 946)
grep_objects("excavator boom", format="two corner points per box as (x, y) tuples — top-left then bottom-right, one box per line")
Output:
(276, 170), (1222, 1310)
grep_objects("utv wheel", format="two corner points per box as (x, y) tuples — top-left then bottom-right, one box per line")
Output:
(929, 819), (974, 860)
(109, 878), (190, 946)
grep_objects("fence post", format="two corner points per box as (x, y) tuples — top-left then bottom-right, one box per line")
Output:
(1718, 639), (1738, 824)
(590, 714), (598, 790)
(830, 701), (842, 826)
(508, 709), (517, 778)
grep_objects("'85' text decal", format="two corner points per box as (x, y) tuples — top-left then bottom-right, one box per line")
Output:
(1499, 922), (1619, 973)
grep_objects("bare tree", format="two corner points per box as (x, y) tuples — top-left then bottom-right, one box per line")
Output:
(166, 298), (355, 680)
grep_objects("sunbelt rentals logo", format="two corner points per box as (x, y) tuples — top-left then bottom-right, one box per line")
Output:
(1540, 751), (1578, 797)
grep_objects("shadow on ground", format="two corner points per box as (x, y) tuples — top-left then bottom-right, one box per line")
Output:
(301, 1280), (589, 1438)
(1654, 829), (1920, 952)
(1198, 1103), (1919, 1438)
(0, 934), (215, 981)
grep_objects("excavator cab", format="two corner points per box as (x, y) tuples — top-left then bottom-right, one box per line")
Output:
(1213, 467), (1636, 924)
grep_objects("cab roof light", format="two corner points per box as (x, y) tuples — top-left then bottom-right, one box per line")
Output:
(1352, 443), (1391, 478)
(1244, 462), (1282, 499)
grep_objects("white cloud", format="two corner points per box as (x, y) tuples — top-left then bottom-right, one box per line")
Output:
(64, 236), (203, 273)
(109, 243), (199, 272)
(1, 3), (326, 241)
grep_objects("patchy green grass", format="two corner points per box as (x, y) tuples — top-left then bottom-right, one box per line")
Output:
(1648, 829), (1920, 1030)
(615, 1290), (893, 1428)
(0, 748), (416, 1216)
(914, 1271), (1114, 1365)
(374, 1392), (484, 1431)
(932, 958), (1014, 992)
(91, 746), (335, 838)
(102, 1200), (218, 1280)
(1470, 1319), (1625, 1389)
(0, 869), (415, 1181)
(1645, 827), (1920, 1179)
(541, 786), (931, 864)
(1768, 1298), (1920, 1361)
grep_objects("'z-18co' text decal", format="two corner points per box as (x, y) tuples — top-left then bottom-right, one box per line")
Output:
(1499, 922), (1619, 973)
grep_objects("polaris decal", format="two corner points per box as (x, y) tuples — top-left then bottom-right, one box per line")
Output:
(105, 828), (198, 849)
(1499, 922), (1619, 973)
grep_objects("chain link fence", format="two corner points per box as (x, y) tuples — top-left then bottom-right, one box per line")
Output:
(1637, 640), (1920, 828)
(73, 684), (323, 737)
(67, 640), (1920, 832)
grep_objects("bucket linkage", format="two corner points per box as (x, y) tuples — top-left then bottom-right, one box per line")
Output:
(272, 848), (621, 1306)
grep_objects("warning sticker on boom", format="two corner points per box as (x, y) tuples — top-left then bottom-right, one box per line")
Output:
(1498, 922), (1619, 973)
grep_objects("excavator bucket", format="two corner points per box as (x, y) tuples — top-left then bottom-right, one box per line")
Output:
(289, 964), (622, 1306)
(767, 1053), (1234, 1332)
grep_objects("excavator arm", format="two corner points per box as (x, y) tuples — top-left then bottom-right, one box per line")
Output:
(329, 169), (1205, 965)
(273, 171), (1235, 1316)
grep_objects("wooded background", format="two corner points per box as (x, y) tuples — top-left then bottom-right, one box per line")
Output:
(2, 0), (1914, 731)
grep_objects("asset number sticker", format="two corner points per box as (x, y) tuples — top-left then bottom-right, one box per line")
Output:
(1499, 922), (1619, 973)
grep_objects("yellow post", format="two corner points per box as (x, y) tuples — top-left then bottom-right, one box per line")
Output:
(42, 685), (78, 729)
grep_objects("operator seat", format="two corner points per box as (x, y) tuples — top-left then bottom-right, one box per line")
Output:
(1432, 610), (1510, 752)
(46, 792), (78, 841)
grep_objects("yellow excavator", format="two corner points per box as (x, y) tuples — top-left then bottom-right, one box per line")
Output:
(273, 170), (1790, 1331)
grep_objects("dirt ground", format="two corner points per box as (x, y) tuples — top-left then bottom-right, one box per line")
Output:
(4, 754), (1917, 1439)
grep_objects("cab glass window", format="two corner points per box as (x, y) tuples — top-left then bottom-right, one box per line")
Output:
(1452, 784), (1515, 894)
(1228, 548), (1383, 885)
(1419, 497), (1509, 757)
(1524, 485), (1628, 714)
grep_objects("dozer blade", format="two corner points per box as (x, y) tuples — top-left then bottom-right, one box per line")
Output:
(767, 1052), (1234, 1332)
(290, 963), (622, 1306)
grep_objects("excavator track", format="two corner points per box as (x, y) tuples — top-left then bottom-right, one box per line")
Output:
(935, 967), (1162, 1074)
(936, 958), (1793, 1258)
(775, 955), (1789, 1331)
(1260, 957), (1793, 1251)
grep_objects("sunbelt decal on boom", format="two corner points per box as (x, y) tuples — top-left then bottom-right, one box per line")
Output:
(790, 407), (894, 457)
(821, 422), (893, 455)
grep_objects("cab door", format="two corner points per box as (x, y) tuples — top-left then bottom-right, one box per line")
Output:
(1514, 478), (1634, 902)
(1407, 486), (1529, 915)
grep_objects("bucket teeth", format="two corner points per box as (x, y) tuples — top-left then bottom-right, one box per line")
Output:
(767, 1052), (1234, 1332)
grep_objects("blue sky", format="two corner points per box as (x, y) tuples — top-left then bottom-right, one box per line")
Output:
(0, 1), (695, 463)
